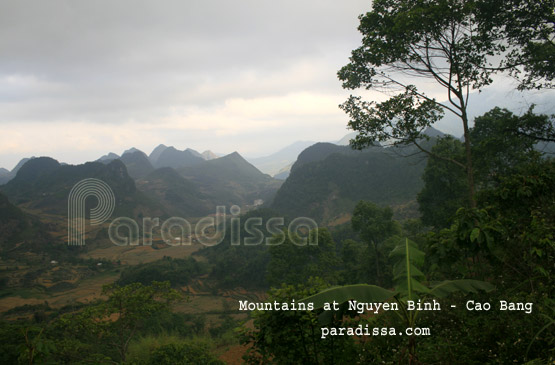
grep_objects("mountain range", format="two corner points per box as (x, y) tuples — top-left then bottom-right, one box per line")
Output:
(0, 146), (283, 232)
(0, 135), (342, 186)
(0, 129), (446, 248)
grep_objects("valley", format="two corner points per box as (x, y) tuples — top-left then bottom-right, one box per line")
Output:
(0, 135), (424, 320)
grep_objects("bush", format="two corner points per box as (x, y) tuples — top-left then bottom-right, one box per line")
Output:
(148, 343), (223, 365)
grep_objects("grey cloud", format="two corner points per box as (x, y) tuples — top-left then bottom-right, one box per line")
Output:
(0, 0), (368, 125)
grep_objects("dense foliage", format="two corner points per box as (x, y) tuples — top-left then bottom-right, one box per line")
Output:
(199, 208), (287, 289)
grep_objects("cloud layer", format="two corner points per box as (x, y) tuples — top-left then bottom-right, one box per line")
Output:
(1, 1), (553, 169)
(0, 1), (374, 168)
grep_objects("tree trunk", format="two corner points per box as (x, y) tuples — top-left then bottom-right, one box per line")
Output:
(461, 108), (477, 208)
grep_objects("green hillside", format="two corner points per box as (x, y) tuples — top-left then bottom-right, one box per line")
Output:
(0, 158), (165, 219)
(290, 142), (347, 172)
(271, 144), (427, 223)
(136, 167), (214, 217)
(0, 192), (67, 260)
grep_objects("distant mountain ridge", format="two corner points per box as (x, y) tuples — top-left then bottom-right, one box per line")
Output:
(0, 157), (33, 185)
(178, 151), (282, 207)
(153, 146), (205, 169)
(98, 152), (119, 162)
(201, 150), (218, 160)
(0, 168), (10, 184)
(122, 147), (141, 155)
(273, 163), (293, 180)
(149, 144), (168, 164)
(0, 130), (446, 226)
(1, 149), (283, 221)
(247, 141), (316, 176)
(118, 150), (154, 179)
(336, 132), (357, 146)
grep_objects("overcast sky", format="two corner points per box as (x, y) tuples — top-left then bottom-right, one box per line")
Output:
(1, 0), (554, 170)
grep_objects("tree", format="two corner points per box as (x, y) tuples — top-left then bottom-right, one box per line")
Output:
(240, 278), (359, 364)
(417, 108), (550, 229)
(475, 105), (555, 144)
(301, 239), (494, 363)
(351, 201), (398, 285)
(478, 158), (555, 287)
(338, 0), (508, 207)
(485, 0), (555, 90)
(148, 343), (224, 365)
(417, 136), (468, 228)
(267, 229), (340, 287)
(55, 281), (181, 363)
(340, 238), (368, 284)
(470, 107), (543, 185)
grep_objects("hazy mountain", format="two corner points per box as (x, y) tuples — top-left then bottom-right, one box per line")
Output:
(122, 147), (141, 155)
(536, 141), (555, 155)
(247, 141), (315, 176)
(118, 150), (154, 179)
(186, 148), (204, 159)
(201, 150), (218, 160)
(273, 163), (293, 180)
(154, 146), (205, 169)
(271, 143), (428, 224)
(0, 156), (35, 185)
(149, 144), (168, 164)
(0, 168), (10, 185)
(336, 132), (357, 146)
(11, 157), (32, 175)
(178, 152), (282, 207)
(434, 86), (555, 137)
(137, 167), (213, 217)
(336, 127), (444, 148)
(423, 126), (446, 138)
(272, 133), (406, 180)
(291, 142), (346, 172)
(0, 157), (33, 185)
(97, 152), (119, 162)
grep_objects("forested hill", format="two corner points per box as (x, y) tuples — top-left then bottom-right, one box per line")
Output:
(136, 167), (214, 217)
(290, 142), (348, 172)
(0, 157), (165, 219)
(271, 143), (428, 224)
